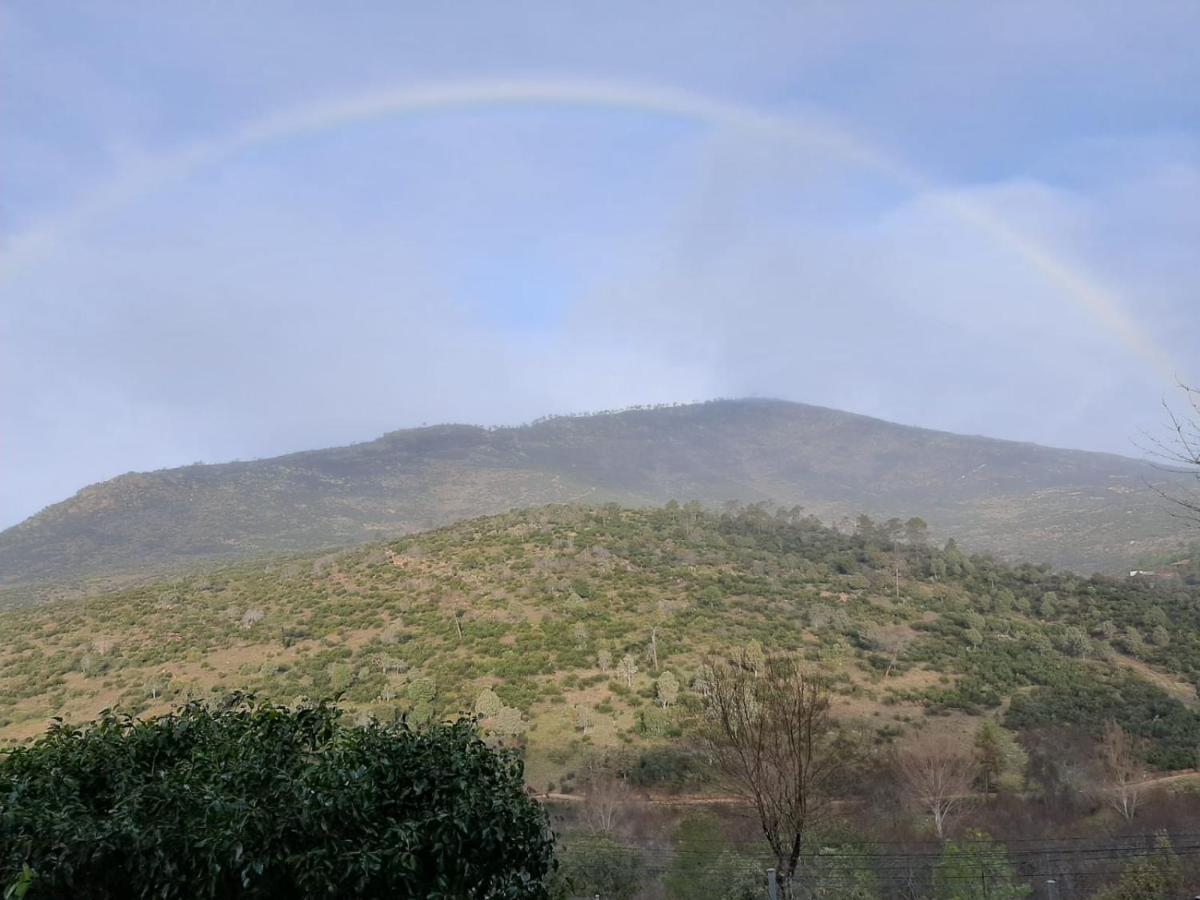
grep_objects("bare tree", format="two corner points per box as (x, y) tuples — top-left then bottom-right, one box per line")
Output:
(702, 653), (840, 900)
(582, 775), (631, 834)
(1096, 720), (1144, 821)
(897, 735), (976, 840)
(1150, 383), (1200, 524)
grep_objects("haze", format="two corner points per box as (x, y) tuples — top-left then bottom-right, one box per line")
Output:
(2, 1), (1198, 529)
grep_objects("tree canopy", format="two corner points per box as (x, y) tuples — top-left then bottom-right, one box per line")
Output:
(0, 696), (555, 899)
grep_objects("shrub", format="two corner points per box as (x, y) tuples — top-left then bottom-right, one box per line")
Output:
(0, 696), (555, 899)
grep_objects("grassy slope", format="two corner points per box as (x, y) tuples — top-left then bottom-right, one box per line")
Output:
(0, 399), (1192, 588)
(2, 504), (1198, 787)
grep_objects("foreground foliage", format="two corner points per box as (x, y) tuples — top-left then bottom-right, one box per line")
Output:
(0, 697), (555, 899)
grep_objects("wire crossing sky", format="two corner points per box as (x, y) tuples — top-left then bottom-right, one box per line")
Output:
(1, 2), (1198, 527)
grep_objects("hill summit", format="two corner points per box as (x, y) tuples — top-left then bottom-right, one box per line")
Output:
(0, 399), (1188, 585)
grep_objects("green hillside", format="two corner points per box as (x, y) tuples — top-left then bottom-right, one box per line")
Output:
(3, 503), (1198, 786)
(0, 400), (1191, 588)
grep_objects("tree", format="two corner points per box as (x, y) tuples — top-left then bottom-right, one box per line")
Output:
(405, 676), (437, 725)
(1096, 720), (1145, 821)
(597, 648), (612, 672)
(1151, 382), (1200, 524)
(656, 671), (680, 708)
(328, 661), (355, 693)
(582, 775), (630, 834)
(1060, 626), (1090, 657)
(556, 836), (642, 900)
(897, 736), (976, 839)
(743, 640), (766, 677)
(805, 845), (881, 900)
(904, 516), (929, 547)
(474, 687), (502, 719)
(665, 814), (761, 900)
(1093, 832), (1182, 900)
(933, 831), (1030, 899)
(490, 705), (527, 737)
(702, 653), (840, 900)
(617, 654), (638, 687)
(974, 721), (1025, 795)
(0, 696), (556, 898)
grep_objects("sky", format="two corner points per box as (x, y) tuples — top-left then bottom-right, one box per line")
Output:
(2, 2), (1198, 528)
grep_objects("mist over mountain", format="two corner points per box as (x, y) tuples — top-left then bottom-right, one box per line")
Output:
(0, 398), (1188, 588)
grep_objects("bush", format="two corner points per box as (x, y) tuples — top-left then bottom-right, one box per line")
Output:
(556, 836), (642, 900)
(623, 746), (712, 792)
(0, 696), (555, 898)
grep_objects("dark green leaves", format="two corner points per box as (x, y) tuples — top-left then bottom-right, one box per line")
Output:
(0, 696), (555, 899)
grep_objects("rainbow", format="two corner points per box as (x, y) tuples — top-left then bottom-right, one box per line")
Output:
(0, 77), (1179, 383)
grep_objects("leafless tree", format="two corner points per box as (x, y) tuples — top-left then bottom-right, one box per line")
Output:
(1095, 720), (1144, 821)
(897, 735), (976, 840)
(702, 652), (840, 900)
(582, 775), (631, 834)
(1148, 383), (1200, 524)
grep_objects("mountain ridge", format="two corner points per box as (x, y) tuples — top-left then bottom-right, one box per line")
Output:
(1, 398), (1190, 586)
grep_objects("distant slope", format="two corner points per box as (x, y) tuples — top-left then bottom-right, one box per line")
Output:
(3, 505), (1199, 779)
(0, 399), (1190, 584)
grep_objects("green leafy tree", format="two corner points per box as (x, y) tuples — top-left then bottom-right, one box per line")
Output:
(1060, 626), (1090, 657)
(805, 845), (881, 899)
(1093, 832), (1182, 900)
(933, 831), (1030, 899)
(664, 815), (761, 900)
(474, 688), (503, 719)
(557, 836), (642, 900)
(0, 696), (556, 898)
(904, 517), (929, 547)
(328, 661), (355, 694)
(491, 705), (527, 737)
(406, 676), (437, 725)
(657, 671), (680, 708)
(974, 721), (1024, 795)
(1094, 619), (1118, 640)
(743, 641), (766, 677)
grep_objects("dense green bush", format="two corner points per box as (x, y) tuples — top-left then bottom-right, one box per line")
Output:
(622, 746), (712, 792)
(555, 836), (643, 900)
(0, 696), (555, 899)
(1005, 670), (1200, 769)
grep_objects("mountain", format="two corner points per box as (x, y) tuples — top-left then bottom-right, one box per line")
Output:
(2, 504), (1199, 784)
(0, 399), (1191, 587)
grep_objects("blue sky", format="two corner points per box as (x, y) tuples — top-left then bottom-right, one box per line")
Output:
(2, 1), (1198, 527)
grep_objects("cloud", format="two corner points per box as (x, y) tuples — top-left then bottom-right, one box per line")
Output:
(1, 2), (1197, 527)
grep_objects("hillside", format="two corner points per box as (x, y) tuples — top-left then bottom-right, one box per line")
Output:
(0, 399), (1191, 587)
(3, 504), (1199, 788)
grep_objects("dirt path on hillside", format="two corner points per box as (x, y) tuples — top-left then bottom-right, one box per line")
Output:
(540, 769), (1200, 807)
(1110, 655), (1199, 707)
